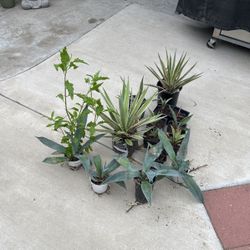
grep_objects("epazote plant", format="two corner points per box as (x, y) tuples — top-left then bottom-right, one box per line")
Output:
(146, 50), (202, 94)
(103, 143), (181, 204)
(99, 78), (163, 148)
(158, 129), (204, 203)
(37, 47), (107, 164)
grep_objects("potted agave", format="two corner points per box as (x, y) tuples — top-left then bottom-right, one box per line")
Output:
(103, 143), (180, 204)
(158, 129), (204, 203)
(146, 50), (201, 106)
(100, 78), (163, 157)
(166, 106), (191, 152)
(80, 154), (125, 194)
(37, 47), (107, 170)
(145, 105), (191, 160)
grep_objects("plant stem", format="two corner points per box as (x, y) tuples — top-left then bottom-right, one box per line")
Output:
(63, 70), (72, 123)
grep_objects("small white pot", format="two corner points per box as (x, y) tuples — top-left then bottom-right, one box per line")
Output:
(68, 159), (82, 171)
(91, 180), (108, 194)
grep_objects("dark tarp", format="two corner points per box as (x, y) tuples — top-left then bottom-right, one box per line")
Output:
(176, 0), (250, 32)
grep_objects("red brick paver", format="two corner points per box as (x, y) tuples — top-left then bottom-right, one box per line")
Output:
(204, 184), (250, 250)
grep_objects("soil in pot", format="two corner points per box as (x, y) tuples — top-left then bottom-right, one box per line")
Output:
(143, 130), (159, 148)
(112, 139), (135, 157)
(91, 178), (108, 194)
(68, 157), (82, 171)
(0, 0), (15, 8)
(157, 81), (180, 107)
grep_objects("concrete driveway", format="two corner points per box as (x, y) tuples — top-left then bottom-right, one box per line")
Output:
(0, 2), (249, 249)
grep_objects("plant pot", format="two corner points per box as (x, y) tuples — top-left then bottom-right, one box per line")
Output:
(0, 0), (15, 8)
(134, 179), (148, 204)
(157, 81), (180, 107)
(165, 106), (190, 128)
(68, 158), (82, 171)
(91, 180), (108, 194)
(143, 133), (159, 148)
(134, 177), (155, 204)
(112, 139), (136, 157)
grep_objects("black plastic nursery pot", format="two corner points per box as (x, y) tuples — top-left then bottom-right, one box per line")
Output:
(143, 132), (167, 164)
(112, 138), (137, 157)
(0, 0), (15, 8)
(165, 106), (190, 129)
(157, 81), (180, 107)
(134, 178), (155, 204)
(135, 180), (148, 204)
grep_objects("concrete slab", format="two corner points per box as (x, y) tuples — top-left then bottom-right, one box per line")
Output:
(1, 4), (249, 190)
(0, 96), (221, 249)
(0, 0), (128, 80)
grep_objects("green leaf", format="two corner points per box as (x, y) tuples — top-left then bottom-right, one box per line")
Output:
(141, 181), (153, 204)
(177, 129), (190, 161)
(103, 159), (120, 175)
(93, 155), (103, 178)
(65, 80), (74, 100)
(145, 169), (156, 183)
(60, 47), (70, 69)
(103, 170), (139, 185)
(78, 154), (92, 173)
(155, 168), (181, 177)
(37, 137), (66, 154)
(157, 130), (176, 162)
(73, 58), (87, 64)
(182, 174), (204, 203)
(56, 93), (64, 102)
(43, 156), (66, 164)
(116, 181), (126, 189)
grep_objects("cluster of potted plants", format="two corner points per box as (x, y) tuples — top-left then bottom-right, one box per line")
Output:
(38, 47), (203, 205)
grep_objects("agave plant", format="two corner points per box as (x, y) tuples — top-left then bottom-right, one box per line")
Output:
(100, 78), (163, 149)
(158, 129), (204, 203)
(147, 50), (202, 94)
(79, 154), (125, 193)
(103, 143), (181, 204)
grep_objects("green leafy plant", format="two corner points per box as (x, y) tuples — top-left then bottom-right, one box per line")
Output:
(99, 78), (163, 147)
(158, 129), (204, 203)
(103, 143), (181, 204)
(147, 50), (202, 94)
(37, 47), (107, 164)
(79, 154), (125, 187)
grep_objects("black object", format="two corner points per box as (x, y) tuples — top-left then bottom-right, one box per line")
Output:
(157, 81), (180, 107)
(112, 139), (136, 157)
(176, 0), (250, 32)
(143, 131), (167, 163)
(165, 106), (190, 128)
(135, 181), (148, 204)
